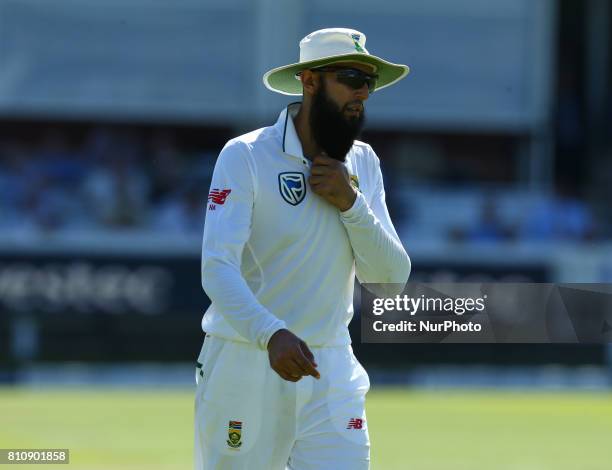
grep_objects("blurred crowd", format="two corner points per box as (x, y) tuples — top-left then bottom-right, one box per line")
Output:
(392, 182), (599, 246)
(0, 127), (215, 236)
(446, 185), (597, 244)
(0, 126), (601, 243)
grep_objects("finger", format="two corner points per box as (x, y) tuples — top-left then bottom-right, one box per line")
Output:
(277, 367), (301, 382)
(308, 183), (327, 196)
(310, 165), (330, 176)
(308, 176), (331, 190)
(308, 175), (325, 185)
(299, 340), (318, 367)
(293, 356), (318, 380)
(308, 180), (324, 192)
(283, 374), (301, 382)
(284, 347), (311, 377)
(297, 344), (320, 379)
(299, 354), (321, 379)
(285, 372), (302, 382)
(313, 153), (334, 165)
(291, 358), (312, 377)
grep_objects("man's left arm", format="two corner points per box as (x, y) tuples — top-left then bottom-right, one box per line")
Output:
(340, 152), (411, 287)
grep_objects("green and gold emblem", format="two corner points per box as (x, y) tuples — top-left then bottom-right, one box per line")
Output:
(351, 34), (364, 52)
(227, 420), (242, 449)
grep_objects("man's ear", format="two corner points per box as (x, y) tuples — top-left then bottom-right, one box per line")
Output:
(300, 70), (319, 97)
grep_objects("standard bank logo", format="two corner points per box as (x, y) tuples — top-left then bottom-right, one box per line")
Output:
(278, 172), (306, 206)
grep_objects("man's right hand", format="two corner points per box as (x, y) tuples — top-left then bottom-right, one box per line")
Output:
(267, 329), (321, 382)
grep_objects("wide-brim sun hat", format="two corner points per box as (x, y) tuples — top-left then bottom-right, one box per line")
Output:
(263, 28), (410, 96)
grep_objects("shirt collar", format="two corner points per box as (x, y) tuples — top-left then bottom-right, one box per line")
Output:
(275, 102), (305, 161)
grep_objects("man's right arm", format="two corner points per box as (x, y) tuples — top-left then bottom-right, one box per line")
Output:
(201, 141), (287, 350)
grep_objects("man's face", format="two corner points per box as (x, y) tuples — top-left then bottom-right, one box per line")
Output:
(308, 63), (372, 161)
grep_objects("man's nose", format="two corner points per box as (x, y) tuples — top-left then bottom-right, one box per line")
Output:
(354, 84), (369, 101)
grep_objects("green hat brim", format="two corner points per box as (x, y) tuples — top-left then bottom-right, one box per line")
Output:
(263, 54), (410, 96)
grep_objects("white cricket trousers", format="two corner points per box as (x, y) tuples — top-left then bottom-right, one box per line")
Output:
(193, 335), (370, 470)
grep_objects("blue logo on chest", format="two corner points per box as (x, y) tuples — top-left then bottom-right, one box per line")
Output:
(278, 172), (306, 206)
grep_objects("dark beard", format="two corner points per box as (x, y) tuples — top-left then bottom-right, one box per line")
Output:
(309, 80), (365, 161)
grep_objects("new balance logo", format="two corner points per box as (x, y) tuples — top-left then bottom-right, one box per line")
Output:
(346, 418), (364, 429)
(208, 188), (231, 205)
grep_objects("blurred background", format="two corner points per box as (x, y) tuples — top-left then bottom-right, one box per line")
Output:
(0, 0), (611, 469)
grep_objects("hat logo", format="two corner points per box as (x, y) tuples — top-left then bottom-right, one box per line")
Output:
(351, 33), (364, 52)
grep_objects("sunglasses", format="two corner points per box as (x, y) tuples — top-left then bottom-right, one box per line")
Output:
(310, 67), (378, 93)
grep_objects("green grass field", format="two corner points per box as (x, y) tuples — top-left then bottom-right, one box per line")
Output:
(1, 387), (611, 470)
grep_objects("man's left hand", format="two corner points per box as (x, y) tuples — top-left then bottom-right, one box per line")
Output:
(308, 153), (357, 212)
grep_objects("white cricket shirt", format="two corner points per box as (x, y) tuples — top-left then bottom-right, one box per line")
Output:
(201, 102), (410, 349)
